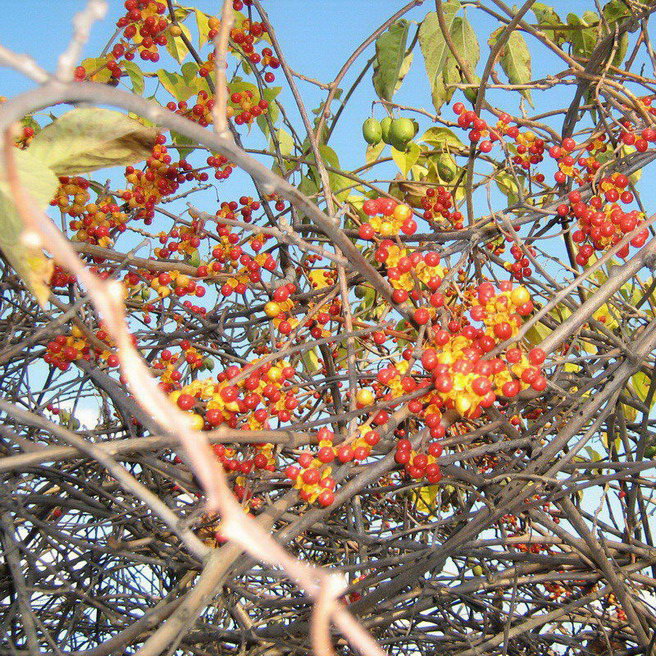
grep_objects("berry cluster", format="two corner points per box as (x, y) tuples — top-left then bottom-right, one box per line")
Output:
(394, 438), (443, 483)
(375, 242), (445, 300)
(169, 359), (300, 431)
(44, 326), (119, 372)
(121, 135), (208, 225)
(116, 0), (169, 63)
(418, 185), (463, 230)
(561, 176), (648, 264)
(359, 197), (416, 238)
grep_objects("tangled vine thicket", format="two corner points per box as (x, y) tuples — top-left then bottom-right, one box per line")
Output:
(1, 1), (656, 655)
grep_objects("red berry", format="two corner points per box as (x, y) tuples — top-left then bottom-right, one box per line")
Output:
(302, 468), (320, 485)
(177, 393), (195, 411)
(318, 447), (335, 463)
(318, 490), (335, 507)
(528, 347), (546, 366)
(337, 446), (354, 462)
(413, 308), (430, 325)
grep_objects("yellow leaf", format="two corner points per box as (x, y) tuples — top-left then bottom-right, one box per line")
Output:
(166, 23), (193, 63)
(413, 485), (439, 514)
(0, 149), (58, 307)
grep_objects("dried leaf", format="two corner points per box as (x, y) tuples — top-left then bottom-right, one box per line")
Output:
(28, 108), (157, 175)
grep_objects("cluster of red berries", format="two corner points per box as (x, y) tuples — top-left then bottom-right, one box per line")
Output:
(284, 427), (382, 507)
(153, 342), (213, 392)
(229, 19), (280, 83)
(171, 359), (301, 431)
(453, 103), (495, 152)
(557, 175), (648, 264)
(16, 124), (36, 148)
(229, 90), (271, 126)
(368, 282), (544, 423)
(166, 91), (216, 129)
(121, 135), (209, 225)
(419, 186), (463, 229)
(394, 438), (443, 483)
(44, 327), (119, 372)
(49, 265), (77, 290)
(506, 241), (536, 280)
(117, 0), (168, 63)
(359, 197), (416, 238)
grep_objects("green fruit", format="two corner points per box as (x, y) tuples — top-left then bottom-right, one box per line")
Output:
(436, 153), (458, 182)
(390, 118), (417, 145)
(381, 116), (393, 144)
(472, 565), (484, 576)
(362, 118), (382, 145)
(645, 444), (656, 458)
(189, 249), (201, 268)
(390, 137), (411, 152)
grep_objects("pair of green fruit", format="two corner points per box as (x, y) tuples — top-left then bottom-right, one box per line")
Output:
(363, 116), (417, 151)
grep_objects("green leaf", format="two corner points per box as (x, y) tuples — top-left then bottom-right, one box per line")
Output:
(495, 169), (524, 205)
(446, 16), (480, 81)
(122, 60), (145, 95)
(156, 70), (198, 102)
(195, 9), (212, 47)
(166, 22), (193, 63)
(598, 2), (630, 67)
(602, 0), (631, 24)
(272, 128), (293, 157)
(395, 52), (414, 95)
(320, 145), (352, 200)
(391, 142), (421, 176)
(567, 13), (598, 58)
(418, 2), (461, 111)
(420, 126), (464, 150)
(632, 371), (655, 407)
(79, 57), (112, 83)
(262, 86), (282, 102)
(298, 174), (319, 198)
(0, 149), (59, 306)
(303, 145), (352, 200)
(490, 28), (533, 105)
(611, 32), (629, 66)
(301, 347), (321, 374)
(532, 3), (566, 45)
(173, 7), (191, 21)
(171, 131), (195, 158)
(27, 108), (157, 176)
(441, 16), (479, 104)
(181, 61), (199, 83)
(257, 98), (280, 136)
(432, 152), (459, 182)
(525, 321), (552, 347)
(373, 20), (411, 101)
(229, 78), (260, 101)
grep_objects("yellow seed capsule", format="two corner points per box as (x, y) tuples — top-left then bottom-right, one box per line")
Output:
(267, 366), (282, 382)
(356, 388), (375, 406)
(379, 221), (397, 237)
(264, 301), (281, 318)
(393, 203), (412, 221)
(188, 413), (205, 431)
(455, 395), (472, 415)
(510, 286), (531, 306)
